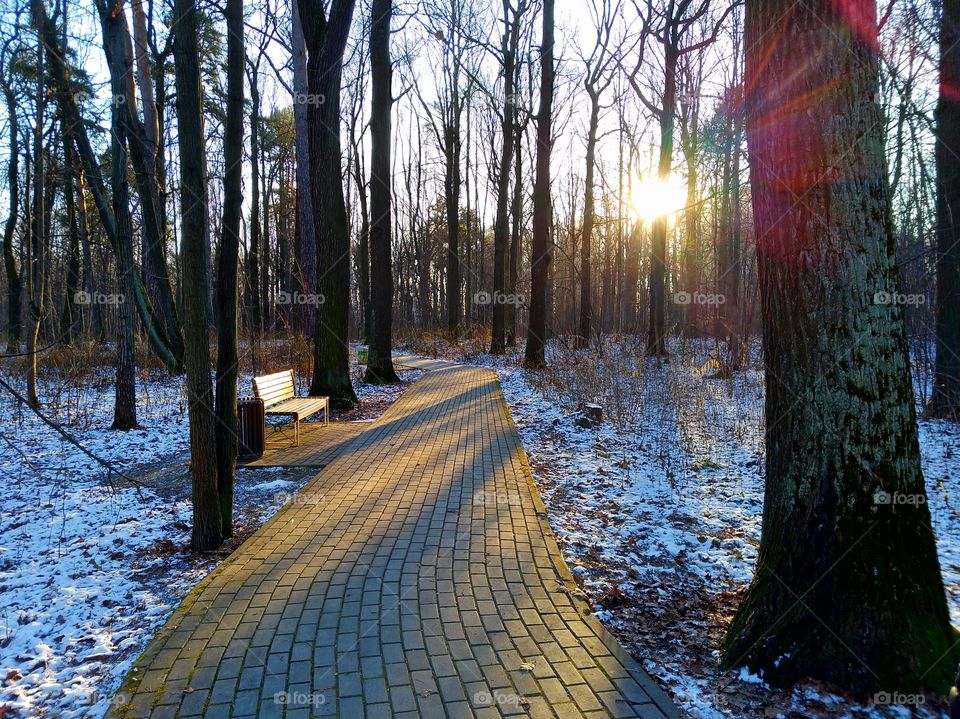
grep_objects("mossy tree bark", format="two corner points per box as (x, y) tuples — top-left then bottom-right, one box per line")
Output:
(723, 0), (959, 693)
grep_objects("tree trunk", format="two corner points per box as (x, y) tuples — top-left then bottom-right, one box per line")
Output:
(299, 0), (358, 407)
(98, 0), (184, 371)
(214, 0), (243, 539)
(491, 1), (521, 354)
(173, 0), (222, 551)
(129, 0), (182, 362)
(445, 128), (462, 340)
(101, 33), (139, 430)
(365, 0), (399, 384)
(248, 66), (263, 336)
(927, 0), (960, 419)
(507, 120), (523, 346)
(26, 9), (44, 408)
(647, 45), (677, 357)
(721, 88), (744, 369)
(524, 0), (553, 370)
(578, 92), (600, 347)
(260, 150), (271, 331)
(292, 0), (316, 335)
(61, 131), (81, 344)
(722, 0), (958, 693)
(2, 70), (22, 354)
(680, 136), (698, 338)
(34, 1), (182, 374)
(352, 134), (371, 342)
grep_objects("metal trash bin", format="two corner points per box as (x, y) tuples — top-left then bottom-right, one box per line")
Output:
(237, 397), (265, 459)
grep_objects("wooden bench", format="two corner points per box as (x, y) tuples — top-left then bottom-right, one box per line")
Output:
(252, 370), (329, 447)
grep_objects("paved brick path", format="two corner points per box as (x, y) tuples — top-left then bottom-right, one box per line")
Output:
(110, 362), (679, 718)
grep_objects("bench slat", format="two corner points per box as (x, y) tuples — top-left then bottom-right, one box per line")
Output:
(253, 370), (293, 384)
(253, 370), (296, 409)
(254, 375), (292, 388)
(266, 397), (328, 418)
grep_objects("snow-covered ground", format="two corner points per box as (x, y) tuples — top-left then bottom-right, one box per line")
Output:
(0, 359), (419, 719)
(479, 341), (959, 719)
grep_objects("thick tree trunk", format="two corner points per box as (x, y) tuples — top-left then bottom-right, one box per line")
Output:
(364, 0), (399, 384)
(173, 0), (222, 551)
(299, 0), (358, 407)
(722, 0), (958, 693)
(927, 0), (960, 419)
(2, 72), (21, 353)
(524, 0), (554, 369)
(214, 0), (243, 539)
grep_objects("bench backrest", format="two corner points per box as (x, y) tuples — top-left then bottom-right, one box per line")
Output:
(252, 370), (296, 408)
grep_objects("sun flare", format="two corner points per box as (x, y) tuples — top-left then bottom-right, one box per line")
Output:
(630, 175), (688, 222)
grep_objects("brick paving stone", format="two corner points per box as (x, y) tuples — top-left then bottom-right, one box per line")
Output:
(108, 359), (679, 718)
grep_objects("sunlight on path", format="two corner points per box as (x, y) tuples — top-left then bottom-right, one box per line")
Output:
(108, 360), (678, 718)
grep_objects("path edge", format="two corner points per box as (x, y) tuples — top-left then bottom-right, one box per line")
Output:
(490, 366), (681, 719)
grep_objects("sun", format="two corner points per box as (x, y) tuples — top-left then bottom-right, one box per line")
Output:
(629, 175), (688, 222)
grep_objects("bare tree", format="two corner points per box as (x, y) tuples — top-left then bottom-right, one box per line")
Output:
(524, 0), (554, 369)
(365, 0), (399, 383)
(418, 0), (476, 340)
(1, 41), (22, 353)
(25, 0), (45, 408)
(214, 0), (244, 538)
(291, 0), (316, 334)
(490, 0), (528, 354)
(172, 0), (221, 550)
(576, 0), (621, 347)
(34, 1), (184, 374)
(628, 0), (736, 355)
(299, 0), (358, 407)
